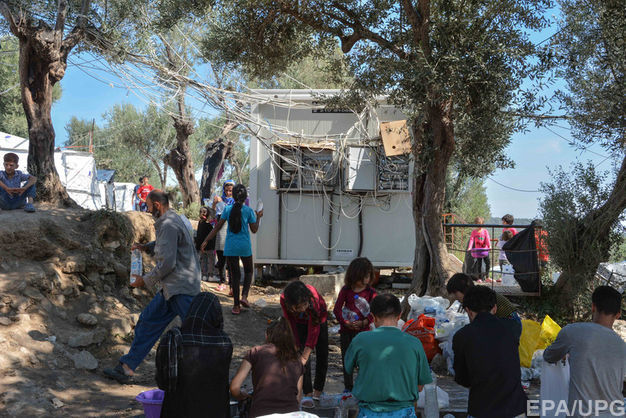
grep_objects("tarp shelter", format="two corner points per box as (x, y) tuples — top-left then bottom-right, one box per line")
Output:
(96, 169), (116, 210)
(113, 182), (137, 212)
(0, 131), (103, 210)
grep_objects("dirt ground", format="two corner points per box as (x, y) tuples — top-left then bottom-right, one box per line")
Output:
(1, 206), (624, 417)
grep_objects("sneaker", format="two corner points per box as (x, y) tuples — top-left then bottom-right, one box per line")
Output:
(23, 203), (35, 213)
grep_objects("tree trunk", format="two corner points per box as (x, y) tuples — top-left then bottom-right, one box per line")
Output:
(554, 155), (626, 299)
(18, 34), (73, 206)
(164, 118), (200, 207)
(199, 121), (238, 201)
(408, 103), (456, 297)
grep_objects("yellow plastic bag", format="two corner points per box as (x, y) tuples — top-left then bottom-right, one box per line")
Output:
(537, 315), (561, 350)
(519, 319), (541, 368)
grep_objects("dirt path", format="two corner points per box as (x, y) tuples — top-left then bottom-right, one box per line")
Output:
(0, 282), (346, 417)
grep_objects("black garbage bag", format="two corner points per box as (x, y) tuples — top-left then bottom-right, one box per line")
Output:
(503, 226), (540, 292)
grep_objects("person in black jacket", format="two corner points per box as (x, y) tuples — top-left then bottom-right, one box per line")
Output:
(156, 292), (233, 418)
(452, 286), (527, 418)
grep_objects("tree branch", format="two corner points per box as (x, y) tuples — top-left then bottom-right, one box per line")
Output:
(0, 2), (20, 37)
(401, 0), (422, 46)
(55, 0), (68, 33)
(276, 1), (408, 59)
(61, 0), (91, 56)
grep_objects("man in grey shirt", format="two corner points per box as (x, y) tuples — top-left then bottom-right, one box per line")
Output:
(544, 286), (626, 417)
(104, 189), (201, 383)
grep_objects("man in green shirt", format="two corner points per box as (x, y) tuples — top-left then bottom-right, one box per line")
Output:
(345, 294), (432, 417)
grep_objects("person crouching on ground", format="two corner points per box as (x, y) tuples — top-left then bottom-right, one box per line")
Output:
(0, 153), (36, 212)
(103, 189), (201, 383)
(156, 292), (233, 418)
(452, 286), (527, 418)
(202, 184), (263, 315)
(447, 272), (522, 341)
(280, 281), (328, 405)
(230, 317), (304, 417)
(333, 257), (378, 393)
(345, 294), (432, 418)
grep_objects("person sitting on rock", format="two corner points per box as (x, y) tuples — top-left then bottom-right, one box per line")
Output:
(0, 153), (36, 212)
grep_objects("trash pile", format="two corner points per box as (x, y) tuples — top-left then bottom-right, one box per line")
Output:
(518, 315), (562, 388)
(402, 295), (470, 376)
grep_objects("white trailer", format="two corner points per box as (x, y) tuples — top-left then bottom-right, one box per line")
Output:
(248, 90), (415, 268)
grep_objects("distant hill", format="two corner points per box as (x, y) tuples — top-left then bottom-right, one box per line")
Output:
(487, 217), (534, 226)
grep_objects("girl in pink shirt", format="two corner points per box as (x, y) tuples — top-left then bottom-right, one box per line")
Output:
(467, 217), (491, 282)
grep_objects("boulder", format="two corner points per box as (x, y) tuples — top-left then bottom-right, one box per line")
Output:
(67, 328), (105, 347)
(76, 313), (98, 327)
(300, 273), (344, 302)
(72, 350), (98, 370)
(62, 256), (86, 274)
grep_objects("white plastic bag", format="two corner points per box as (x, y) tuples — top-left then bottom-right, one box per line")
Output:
(540, 359), (570, 417)
(502, 264), (516, 285)
(416, 386), (450, 409)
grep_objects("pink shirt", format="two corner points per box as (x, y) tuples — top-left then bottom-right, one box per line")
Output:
(468, 228), (491, 258)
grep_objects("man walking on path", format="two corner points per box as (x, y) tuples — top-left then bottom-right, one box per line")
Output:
(104, 189), (201, 383)
(543, 286), (626, 418)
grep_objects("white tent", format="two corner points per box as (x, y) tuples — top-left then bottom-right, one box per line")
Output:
(0, 131), (103, 210)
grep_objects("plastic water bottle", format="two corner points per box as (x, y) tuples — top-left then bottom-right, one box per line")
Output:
(342, 306), (358, 322)
(354, 295), (370, 317)
(130, 249), (142, 284)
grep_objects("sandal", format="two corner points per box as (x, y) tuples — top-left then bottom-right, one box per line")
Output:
(301, 397), (314, 409)
(240, 298), (250, 308)
(232, 306), (241, 315)
(103, 363), (133, 384)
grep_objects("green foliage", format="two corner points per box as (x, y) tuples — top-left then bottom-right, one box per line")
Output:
(176, 201), (202, 221)
(610, 238), (626, 263)
(0, 36), (61, 137)
(446, 175), (492, 223)
(65, 104), (176, 187)
(196, 0), (550, 180)
(551, 0), (625, 151)
(539, 162), (623, 278)
(247, 49), (353, 89)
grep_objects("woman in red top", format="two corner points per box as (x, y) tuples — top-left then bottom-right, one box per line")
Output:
(280, 281), (328, 402)
(332, 257), (377, 392)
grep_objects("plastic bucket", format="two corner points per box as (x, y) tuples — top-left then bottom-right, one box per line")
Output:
(136, 389), (165, 418)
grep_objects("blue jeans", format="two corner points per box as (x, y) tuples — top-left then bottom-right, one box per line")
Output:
(357, 406), (416, 418)
(0, 184), (35, 210)
(120, 291), (194, 370)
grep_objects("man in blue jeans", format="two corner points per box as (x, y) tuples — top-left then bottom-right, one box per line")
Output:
(0, 153), (36, 212)
(104, 189), (201, 383)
